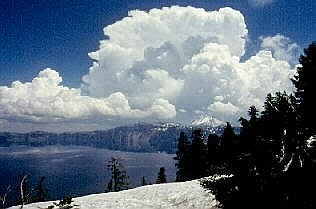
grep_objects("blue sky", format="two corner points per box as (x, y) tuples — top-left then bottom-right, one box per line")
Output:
(0, 0), (315, 132)
(1, 0), (314, 87)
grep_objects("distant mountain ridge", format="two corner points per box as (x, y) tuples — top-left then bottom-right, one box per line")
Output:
(0, 122), (229, 153)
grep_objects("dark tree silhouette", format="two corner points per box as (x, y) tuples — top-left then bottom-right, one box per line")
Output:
(191, 129), (207, 179)
(156, 167), (167, 184)
(106, 157), (129, 192)
(292, 42), (316, 136)
(141, 176), (147, 186)
(239, 106), (259, 151)
(207, 133), (220, 175)
(32, 176), (48, 203)
(174, 131), (191, 181)
(221, 122), (237, 159)
(290, 42), (316, 208)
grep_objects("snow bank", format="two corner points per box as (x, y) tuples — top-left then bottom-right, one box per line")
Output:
(9, 180), (218, 209)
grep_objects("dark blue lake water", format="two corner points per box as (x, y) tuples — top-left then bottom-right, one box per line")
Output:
(0, 145), (176, 206)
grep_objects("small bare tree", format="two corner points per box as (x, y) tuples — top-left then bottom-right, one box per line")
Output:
(20, 175), (29, 209)
(0, 185), (12, 208)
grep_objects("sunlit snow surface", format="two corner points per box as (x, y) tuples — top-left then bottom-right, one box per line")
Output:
(9, 180), (218, 209)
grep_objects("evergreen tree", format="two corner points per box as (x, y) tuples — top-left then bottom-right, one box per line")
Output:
(260, 92), (300, 165)
(261, 93), (277, 137)
(292, 42), (316, 136)
(191, 128), (207, 179)
(32, 176), (48, 203)
(174, 131), (191, 181)
(105, 157), (129, 192)
(248, 105), (258, 122)
(141, 176), (147, 186)
(207, 133), (220, 175)
(221, 122), (237, 158)
(303, 136), (316, 208)
(239, 106), (259, 151)
(156, 167), (167, 184)
(291, 42), (316, 208)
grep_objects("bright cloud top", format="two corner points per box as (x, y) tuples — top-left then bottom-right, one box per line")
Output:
(0, 6), (296, 128)
(82, 6), (295, 125)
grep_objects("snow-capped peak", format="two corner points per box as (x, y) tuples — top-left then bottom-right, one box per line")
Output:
(191, 115), (222, 127)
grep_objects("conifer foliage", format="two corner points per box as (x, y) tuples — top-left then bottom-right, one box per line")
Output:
(174, 132), (191, 181)
(105, 157), (129, 192)
(141, 176), (147, 186)
(292, 42), (316, 136)
(156, 167), (167, 184)
(191, 129), (207, 179)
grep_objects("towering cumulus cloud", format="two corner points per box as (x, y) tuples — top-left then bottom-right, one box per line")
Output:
(0, 6), (296, 130)
(81, 6), (295, 126)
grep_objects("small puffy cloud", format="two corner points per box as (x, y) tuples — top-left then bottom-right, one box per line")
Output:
(248, 0), (274, 7)
(260, 34), (300, 64)
(208, 102), (241, 119)
(149, 99), (177, 119)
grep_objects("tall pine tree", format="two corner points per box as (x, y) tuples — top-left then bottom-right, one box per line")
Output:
(191, 129), (207, 179)
(174, 131), (191, 181)
(292, 42), (316, 136)
(207, 133), (220, 175)
(156, 167), (167, 184)
(106, 157), (129, 192)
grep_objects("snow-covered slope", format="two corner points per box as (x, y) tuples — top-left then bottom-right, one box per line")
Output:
(191, 115), (218, 127)
(9, 180), (218, 209)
